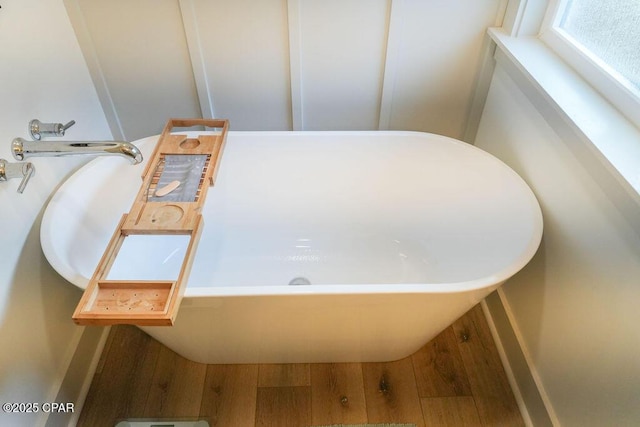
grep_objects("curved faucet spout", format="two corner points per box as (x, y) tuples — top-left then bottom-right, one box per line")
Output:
(12, 138), (143, 165)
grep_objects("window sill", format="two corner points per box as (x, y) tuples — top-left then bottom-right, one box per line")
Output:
(488, 27), (640, 228)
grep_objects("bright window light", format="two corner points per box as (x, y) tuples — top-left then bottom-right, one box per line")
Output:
(555, 0), (640, 96)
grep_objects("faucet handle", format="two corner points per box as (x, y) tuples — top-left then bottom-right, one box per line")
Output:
(0, 159), (35, 193)
(17, 163), (35, 194)
(60, 120), (76, 134)
(29, 119), (76, 140)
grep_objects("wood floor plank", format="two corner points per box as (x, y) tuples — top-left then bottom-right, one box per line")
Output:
(121, 328), (162, 417)
(421, 396), (483, 427)
(310, 363), (368, 425)
(79, 303), (525, 427)
(362, 357), (425, 427)
(453, 304), (525, 426)
(143, 345), (207, 418)
(77, 325), (152, 426)
(258, 363), (310, 387)
(255, 386), (311, 427)
(412, 326), (472, 397)
(199, 364), (259, 427)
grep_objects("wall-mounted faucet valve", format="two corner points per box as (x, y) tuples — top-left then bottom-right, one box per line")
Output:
(0, 159), (35, 193)
(29, 119), (76, 140)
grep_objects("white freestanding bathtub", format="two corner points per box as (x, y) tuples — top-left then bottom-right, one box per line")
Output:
(41, 131), (543, 364)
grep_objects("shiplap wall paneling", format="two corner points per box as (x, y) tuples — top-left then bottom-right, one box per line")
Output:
(386, 0), (503, 138)
(297, 0), (390, 130)
(69, 0), (506, 137)
(75, 0), (202, 140)
(188, 0), (292, 130)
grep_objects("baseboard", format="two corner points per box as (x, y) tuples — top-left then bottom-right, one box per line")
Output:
(482, 290), (557, 427)
(43, 326), (110, 427)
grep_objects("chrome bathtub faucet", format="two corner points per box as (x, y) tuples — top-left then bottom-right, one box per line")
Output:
(12, 138), (143, 164)
(11, 118), (143, 165)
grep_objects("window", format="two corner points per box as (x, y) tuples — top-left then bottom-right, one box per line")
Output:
(488, 0), (640, 203)
(540, 0), (640, 126)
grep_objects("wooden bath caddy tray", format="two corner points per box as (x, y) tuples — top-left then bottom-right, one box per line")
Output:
(73, 118), (229, 326)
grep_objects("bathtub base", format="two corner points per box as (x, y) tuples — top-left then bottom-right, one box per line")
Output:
(41, 130), (542, 365)
(140, 287), (499, 364)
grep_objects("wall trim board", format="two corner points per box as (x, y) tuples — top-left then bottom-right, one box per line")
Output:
(33, 326), (83, 427)
(464, 1), (507, 143)
(63, 0), (125, 141)
(463, 37), (497, 143)
(43, 326), (110, 427)
(480, 298), (532, 426)
(179, 0), (215, 119)
(287, 0), (304, 131)
(378, 0), (403, 130)
(483, 291), (558, 427)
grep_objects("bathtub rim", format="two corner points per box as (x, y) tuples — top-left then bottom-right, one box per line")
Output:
(41, 130), (544, 298)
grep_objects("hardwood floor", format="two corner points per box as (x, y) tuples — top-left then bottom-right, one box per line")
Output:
(78, 304), (524, 427)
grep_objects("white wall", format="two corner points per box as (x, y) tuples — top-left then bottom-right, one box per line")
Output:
(0, 1), (111, 426)
(475, 64), (640, 426)
(68, 0), (505, 139)
(68, 0), (203, 141)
